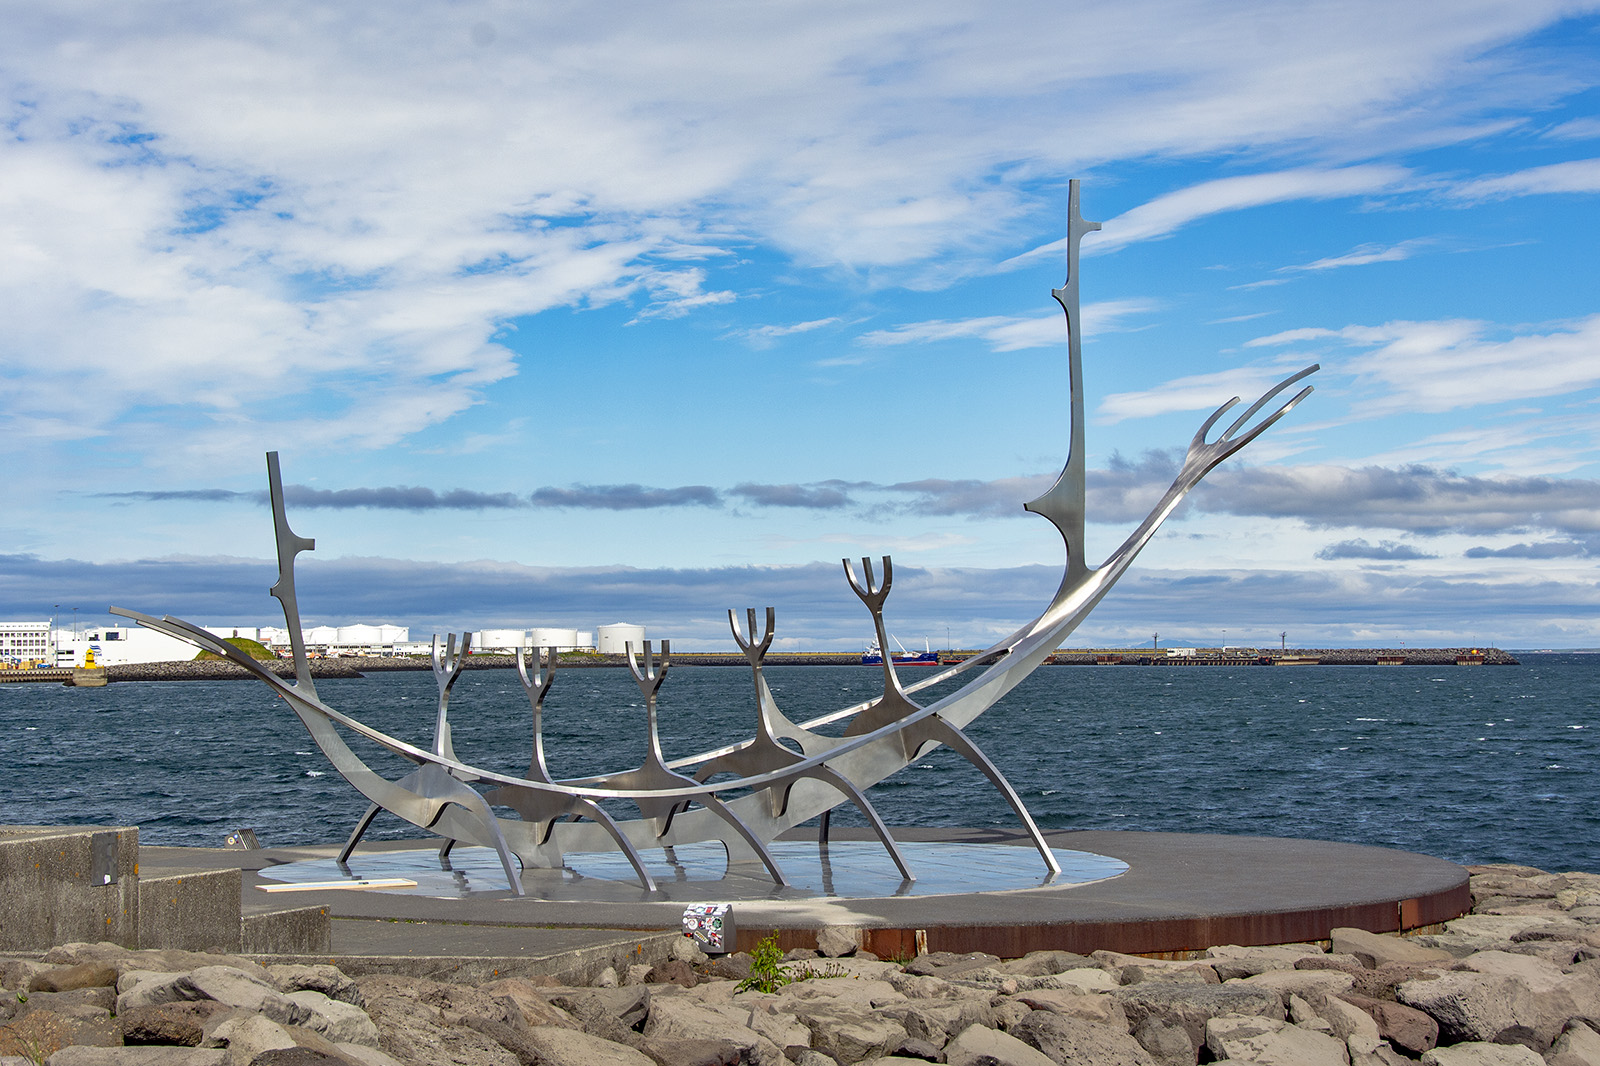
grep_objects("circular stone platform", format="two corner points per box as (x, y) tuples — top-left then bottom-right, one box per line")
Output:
(154, 827), (1471, 960)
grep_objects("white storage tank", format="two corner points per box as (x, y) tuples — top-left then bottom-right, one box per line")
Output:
(596, 622), (646, 655)
(529, 627), (580, 650)
(303, 625), (339, 646)
(472, 629), (530, 652)
(336, 624), (383, 645)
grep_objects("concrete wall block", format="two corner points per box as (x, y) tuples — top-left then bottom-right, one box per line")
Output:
(0, 825), (140, 951)
(242, 905), (333, 955)
(137, 868), (242, 952)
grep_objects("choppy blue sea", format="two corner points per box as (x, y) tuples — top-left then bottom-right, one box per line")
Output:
(3, 655), (1596, 872)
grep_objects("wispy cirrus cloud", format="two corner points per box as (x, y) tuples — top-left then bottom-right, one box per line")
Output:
(1543, 118), (1600, 141)
(858, 299), (1157, 352)
(1282, 238), (1435, 273)
(729, 318), (843, 348)
(1246, 314), (1600, 415)
(1096, 362), (1312, 423)
(1449, 157), (1600, 200)
(1082, 166), (1413, 255)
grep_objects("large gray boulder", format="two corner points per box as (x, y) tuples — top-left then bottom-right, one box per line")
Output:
(521, 1026), (656, 1066)
(281, 990), (379, 1047)
(1113, 980), (1285, 1050)
(786, 1000), (908, 1063)
(1017, 988), (1129, 1029)
(1204, 1012), (1350, 1066)
(815, 925), (861, 958)
(118, 1001), (230, 1047)
(1094, 951), (1216, 986)
(117, 966), (312, 1029)
(878, 995), (998, 1044)
(353, 975), (520, 1066)
(996, 951), (1097, 977)
(1338, 993), (1438, 1055)
(265, 965), (362, 1007)
(1395, 971), (1566, 1051)
(1313, 993), (1382, 1056)
(1419, 1042), (1544, 1066)
(643, 995), (783, 1066)
(1549, 1022), (1600, 1066)
(1243, 968), (1357, 1006)
(906, 952), (1001, 979)
(27, 963), (119, 994)
(743, 1001), (809, 1054)
(1010, 1010), (1156, 1066)
(200, 1010), (298, 1062)
(1132, 1017), (1196, 1066)
(635, 1035), (742, 1066)
(944, 1023), (1057, 1066)
(476, 977), (582, 1030)
(1330, 929), (1455, 969)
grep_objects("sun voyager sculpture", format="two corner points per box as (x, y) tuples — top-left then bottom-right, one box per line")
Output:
(113, 182), (1317, 896)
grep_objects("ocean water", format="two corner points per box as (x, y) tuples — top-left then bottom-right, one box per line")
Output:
(3, 655), (1595, 872)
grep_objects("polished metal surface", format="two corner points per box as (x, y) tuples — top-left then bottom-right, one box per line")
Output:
(112, 180), (1317, 897)
(257, 841), (1129, 902)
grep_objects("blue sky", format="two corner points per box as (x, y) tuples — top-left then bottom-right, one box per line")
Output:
(3, 1), (1599, 649)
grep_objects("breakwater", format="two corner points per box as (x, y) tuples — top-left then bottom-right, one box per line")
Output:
(0, 646), (1518, 683)
(1048, 646), (1519, 666)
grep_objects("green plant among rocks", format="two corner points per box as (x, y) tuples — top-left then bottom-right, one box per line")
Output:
(735, 933), (848, 992)
(736, 933), (793, 993)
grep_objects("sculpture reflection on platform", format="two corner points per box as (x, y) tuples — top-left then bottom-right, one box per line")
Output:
(112, 181), (1316, 897)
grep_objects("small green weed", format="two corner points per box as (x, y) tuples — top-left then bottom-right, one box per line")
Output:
(736, 934), (850, 993)
(737, 933), (792, 993)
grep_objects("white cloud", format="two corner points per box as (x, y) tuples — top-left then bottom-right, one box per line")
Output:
(1096, 362), (1311, 423)
(1450, 158), (1600, 199)
(1543, 117), (1600, 141)
(731, 318), (843, 347)
(1247, 315), (1600, 415)
(1284, 238), (1434, 272)
(858, 299), (1157, 352)
(0, 0), (1593, 474)
(1082, 166), (1413, 254)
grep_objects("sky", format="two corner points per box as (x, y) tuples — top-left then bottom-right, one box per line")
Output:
(3, 1), (1599, 650)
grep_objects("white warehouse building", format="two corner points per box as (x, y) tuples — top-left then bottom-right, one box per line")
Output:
(0, 621), (52, 665)
(53, 626), (201, 667)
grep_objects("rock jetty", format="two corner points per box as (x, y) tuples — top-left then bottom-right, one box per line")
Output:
(4, 862), (1599, 1065)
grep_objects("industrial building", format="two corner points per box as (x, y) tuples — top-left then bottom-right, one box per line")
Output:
(2, 617), (618, 666)
(0, 622), (52, 667)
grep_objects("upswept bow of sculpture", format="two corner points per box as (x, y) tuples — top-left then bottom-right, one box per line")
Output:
(111, 181), (1316, 896)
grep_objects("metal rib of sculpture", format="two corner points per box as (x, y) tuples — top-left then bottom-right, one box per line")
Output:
(111, 181), (1317, 896)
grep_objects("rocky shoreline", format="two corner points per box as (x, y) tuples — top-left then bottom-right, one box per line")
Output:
(4, 862), (1599, 1065)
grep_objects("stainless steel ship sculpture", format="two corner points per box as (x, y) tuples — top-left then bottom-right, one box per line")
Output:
(112, 182), (1317, 896)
